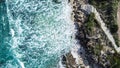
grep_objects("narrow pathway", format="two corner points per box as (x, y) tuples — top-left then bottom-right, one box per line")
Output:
(81, 4), (120, 53)
(117, 2), (120, 44)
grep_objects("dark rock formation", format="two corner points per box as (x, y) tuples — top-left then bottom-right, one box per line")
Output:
(62, 0), (120, 68)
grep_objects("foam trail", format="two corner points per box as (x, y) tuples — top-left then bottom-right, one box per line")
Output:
(5, 0), (25, 68)
(15, 57), (25, 68)
(58, 58), (65, 68)
(4, 0), (76, 68)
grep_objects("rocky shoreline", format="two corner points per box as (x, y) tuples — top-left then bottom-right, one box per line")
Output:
(61, 0), (91, 68)
(61, 0), (120, 68)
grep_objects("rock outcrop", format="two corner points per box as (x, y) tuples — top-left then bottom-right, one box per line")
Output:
(62, 0), (120, 68)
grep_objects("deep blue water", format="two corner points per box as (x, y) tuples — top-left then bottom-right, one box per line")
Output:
(0, 0), (76, 68)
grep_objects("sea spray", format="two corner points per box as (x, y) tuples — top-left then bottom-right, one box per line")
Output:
(0, 0), (77, 68)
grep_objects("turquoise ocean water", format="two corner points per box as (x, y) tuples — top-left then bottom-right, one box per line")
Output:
(0, 0), (76, 68)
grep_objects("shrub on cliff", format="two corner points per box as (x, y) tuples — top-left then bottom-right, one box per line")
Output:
(86, 13), (95, 31)
(110, 24), (118, 33)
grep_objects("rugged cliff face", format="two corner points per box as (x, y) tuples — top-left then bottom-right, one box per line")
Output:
(62, 0), (120, 68)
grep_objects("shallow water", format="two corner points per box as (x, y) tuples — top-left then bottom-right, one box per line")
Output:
(0, 0), (76, 68)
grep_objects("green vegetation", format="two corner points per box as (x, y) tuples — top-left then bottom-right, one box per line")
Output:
(94, 44), (103, 56)
(89, 0), (120, 67)
(113, 34), (120, 47)
(89, 0), (119, 33)
(86, 13), (95, 31)
(107, 53), (120, 68)
(89, 0), (120, 46)
(110, 24), (118, 33)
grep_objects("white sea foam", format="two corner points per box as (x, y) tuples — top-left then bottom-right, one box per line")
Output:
(10, 29), (15, 37)
(5, 0), (76, 68)
(58, 58), (65, 68)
